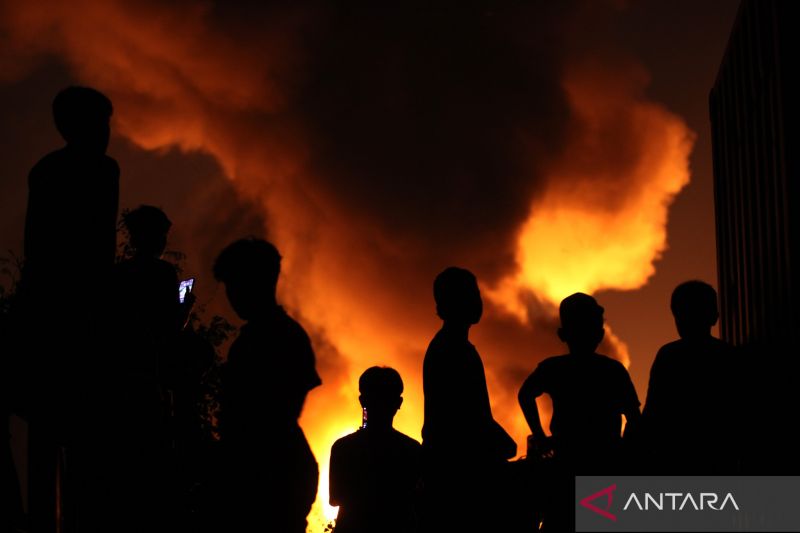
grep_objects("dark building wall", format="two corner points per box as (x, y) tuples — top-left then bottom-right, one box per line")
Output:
(710, 0), (799, 348)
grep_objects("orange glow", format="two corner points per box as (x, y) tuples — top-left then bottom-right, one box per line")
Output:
(489, 62), (694, 319)
(0, 4), (697, 533)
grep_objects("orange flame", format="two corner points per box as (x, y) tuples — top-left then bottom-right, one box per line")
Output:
(0, 4), (696, 532)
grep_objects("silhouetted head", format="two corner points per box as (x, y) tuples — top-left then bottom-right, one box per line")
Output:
(359, 366), (404, 429)
(123, 205), (171, 258)
(213, 238), (281, 320)
(558, 292), (605, 354)
(53, 86), (113, 154)
(433, 267), (483, 325)
(671, 280), (719, 340)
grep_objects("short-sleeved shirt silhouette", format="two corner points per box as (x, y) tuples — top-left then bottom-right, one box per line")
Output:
(219, 306), (322, 530)
(24, 147), (119, 293)
(643, 337), (737, 472)
(422, 329), (512, 464)
(330, 428), (422, 533)
(220, 306), (321, 443)
(522, 353), (639, 455)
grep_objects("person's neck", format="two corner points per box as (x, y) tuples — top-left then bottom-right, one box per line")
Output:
(568, 347), (597, 356)
(442, 321), (470, 341)
(65, 142), (104, 157)
(248, 301), (279, 321)
(680, 331), (714, 342)
(365, 420), (394, 433)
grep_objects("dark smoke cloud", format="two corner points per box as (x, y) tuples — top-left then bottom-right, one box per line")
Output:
(0, 4), (696, 524)
(293, 4), (573, 282)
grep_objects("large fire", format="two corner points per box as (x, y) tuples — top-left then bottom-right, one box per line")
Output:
(0, 2), (695, 531)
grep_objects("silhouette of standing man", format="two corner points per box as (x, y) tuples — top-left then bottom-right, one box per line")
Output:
(214, 238), (321, 533)
(421, 267), (516, 532)
(19, 86), (118, 533)
(330, 366), (422, 533)
(641, 281), (738, 474)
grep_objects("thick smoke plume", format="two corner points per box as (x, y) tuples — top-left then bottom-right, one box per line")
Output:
(1, 1), (693, 527)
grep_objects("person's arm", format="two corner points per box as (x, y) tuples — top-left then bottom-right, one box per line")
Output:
(640, 349), (667, 436)
(518, 370), (547, 441)
(329, 441), (346, 507)
(619, 362), (642, 439)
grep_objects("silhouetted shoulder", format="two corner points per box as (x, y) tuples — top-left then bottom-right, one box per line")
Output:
(393, 429), (423, 450)
(28, 149), (67, 184)
(536, 354), (571, 370)
(653, 337), (732, 365)
(29, 149), (119, 179)
(277, 308), (314, 346)
(597, 353), (631, 373)
(103, 154), (121, 176)
(228, 307), (322, 394)
(334, 428), (421, 452)
(650, 337), (735, 391)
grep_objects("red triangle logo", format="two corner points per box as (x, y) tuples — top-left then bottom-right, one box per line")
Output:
(579, 483), (617, 521)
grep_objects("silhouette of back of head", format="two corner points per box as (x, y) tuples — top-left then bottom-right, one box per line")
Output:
(359, 366), (403, 428)
(433, 267), (482, 325)
(52, 86), (113, 153)
(558, 292), (605, 353)
(123, 205), (171, 258)
(671, 280), (719, 340)
(213, 238), (281, 320)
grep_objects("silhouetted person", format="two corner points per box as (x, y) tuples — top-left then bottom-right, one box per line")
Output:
(18, 86), (118, 533)
(519, 293), (640, 465)
(113, 205), (194, 370)
(641, 281), (738, 474)
(330, 366), (422, 533)
(214, 238), (321, 533)
(101, 205), (194, 532)
(518, 293), (640, 532)
(421, 267), (516, 532)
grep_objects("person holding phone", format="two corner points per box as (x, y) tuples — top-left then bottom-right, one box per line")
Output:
(105, 205), (195, 532)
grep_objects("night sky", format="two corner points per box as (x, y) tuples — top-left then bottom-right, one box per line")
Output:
(0, 1), (740, 527)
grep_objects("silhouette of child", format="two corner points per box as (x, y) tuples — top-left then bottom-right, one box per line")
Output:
(421, 267), (516, 532)
(214, 238), (321, 533)
(641, 281), (738, 473)
(330, 366), (422, 533)
(518, 293), (640, 467)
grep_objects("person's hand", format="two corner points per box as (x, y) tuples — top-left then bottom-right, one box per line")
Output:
(183, 289), (197, 309)
(178, 289), (196, 330)
(527, 434), (554, 460)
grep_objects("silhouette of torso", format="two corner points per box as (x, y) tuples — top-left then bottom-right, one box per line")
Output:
(523, 353), (639, 459)
(112, 256), (179, 378)
(422, 328), (506, 463)
(19, 146), (119, 426)
(23, 147), (119, 295)
(220, 306), (321, 443)
(330, 428), (421, 533)
(643, 337), (737, 473)
(219, 306), (321, 531)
